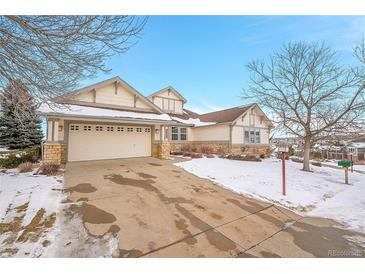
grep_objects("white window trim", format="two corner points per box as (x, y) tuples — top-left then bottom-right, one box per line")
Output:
(244, 127), (261, 144)
(170, 126), (188, 141)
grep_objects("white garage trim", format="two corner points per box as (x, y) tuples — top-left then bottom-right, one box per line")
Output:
(67, 122), (152, 162)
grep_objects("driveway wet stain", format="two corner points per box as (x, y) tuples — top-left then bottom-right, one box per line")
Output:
(76, 197), (89, 202)
(204, 230), (237, 252)
(226, 198), (264, 213)
(174, 218), (197, 245)
(256, 209), (289, 227)
(149, 163), (162, 166)
(260, 250), (281, 258)
(286, 220), (365, 257)
(107, 224), (120, 236)
(70, 203), (116, 225)
(119, 248), (144, 258)
(105, 174), (193, 205)
(66, 183), (97, 193)
(137, 172), (157, 179)
(211, 212), (223, 220)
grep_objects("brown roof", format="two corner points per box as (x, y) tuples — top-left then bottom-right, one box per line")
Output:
(170, 109), (201, 120)
(197, 104), (254, 123)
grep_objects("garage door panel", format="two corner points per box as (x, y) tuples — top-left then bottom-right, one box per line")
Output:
(68, 124), (151, 162)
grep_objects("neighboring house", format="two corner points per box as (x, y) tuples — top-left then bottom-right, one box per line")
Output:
(39, 76), (273, 164)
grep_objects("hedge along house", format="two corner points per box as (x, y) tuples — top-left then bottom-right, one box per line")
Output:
(39, 76), (273, 164)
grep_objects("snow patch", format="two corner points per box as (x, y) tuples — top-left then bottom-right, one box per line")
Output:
(175, 157), (365, 232)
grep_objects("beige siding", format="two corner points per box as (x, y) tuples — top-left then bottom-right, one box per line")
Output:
(156, 89), (180, 100)
(150, 89), (184, 114)
(231, 126), (243, 145)
(175, 101), (183, 113)
(58, 119), (65, 141)
(72, 82), (153, 111)
(75, 91), (94, 102)
(260, 128), (270, 145)
(153, 97), (163, 110)
(192, 125), (230, 142)
(232, 106), (271, 145)
(234, 106), (270, 128)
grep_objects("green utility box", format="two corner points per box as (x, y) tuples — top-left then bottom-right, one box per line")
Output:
(338, 160), (353, 168)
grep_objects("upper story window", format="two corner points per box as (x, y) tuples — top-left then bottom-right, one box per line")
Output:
(244, 128), (260, 144)
(171, 127), (187, 141)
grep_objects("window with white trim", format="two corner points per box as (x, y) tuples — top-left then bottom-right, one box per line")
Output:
(95, 126), (103, 131)
(171, 127), (187, 141)
(70, 125), (79, 131)
(127, 127), (133, 132)
(244, 128), (261, 144)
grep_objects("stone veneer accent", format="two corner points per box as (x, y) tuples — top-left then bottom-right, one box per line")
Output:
(170, 142), (270, 156)
(170, 142), (230, 154)
(152, 142), (171, 160)
(43, 143), (67, 165)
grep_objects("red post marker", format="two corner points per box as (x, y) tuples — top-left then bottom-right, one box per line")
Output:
(282, 152), (286, 196)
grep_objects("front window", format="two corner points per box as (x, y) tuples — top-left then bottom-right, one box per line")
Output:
(171, 127), (187, 141)
(244, 128), (261, 144)
(171, 127), (179, 140)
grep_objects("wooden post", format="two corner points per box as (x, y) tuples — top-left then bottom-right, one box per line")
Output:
(344, 167), (349, 184)
(282, 152), (286, 196)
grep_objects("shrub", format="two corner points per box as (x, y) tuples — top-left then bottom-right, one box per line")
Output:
(0, 146), (41, 169)
(18, 162), (34, 173)
(38, 163), (60, 176)
(191, 147), (197, 152)
(216, 146), (228, 156)
(191, 152), (203, 158)
(181, 144), (191, 152)
(170, 151), (183, 156)
(200, 145), (214, 154)
(226, 154), (261, 162)
(0, 153), (22, 168)
(206, 154), (215, 158)
(183, 151), (192, 157)
(312, 161), (322, 167)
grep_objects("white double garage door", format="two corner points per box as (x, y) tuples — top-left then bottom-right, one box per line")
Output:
(68, 123), (152, 162)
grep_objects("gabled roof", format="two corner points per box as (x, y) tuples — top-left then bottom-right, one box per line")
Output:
(55, 76), (164, 114)
(197, 104), (254, 123)
(148, 86), (187, 103)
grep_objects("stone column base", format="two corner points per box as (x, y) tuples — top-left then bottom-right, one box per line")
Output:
(152, 142), (171, 160)
(43, 143), (67, 165)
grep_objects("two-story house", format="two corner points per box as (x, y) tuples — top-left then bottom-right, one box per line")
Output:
(39, 76), (273, 164)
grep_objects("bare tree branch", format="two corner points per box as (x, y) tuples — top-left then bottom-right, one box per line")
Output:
(0, 16), (147, 103)
(243, 41), (365, 171)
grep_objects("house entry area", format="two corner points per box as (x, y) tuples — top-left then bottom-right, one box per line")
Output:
(68, 123), (152, 161)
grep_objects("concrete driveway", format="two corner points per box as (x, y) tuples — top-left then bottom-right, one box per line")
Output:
(65, 157), (365, 258)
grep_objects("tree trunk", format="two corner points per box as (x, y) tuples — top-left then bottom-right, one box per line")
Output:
(303, 136), (311, 171)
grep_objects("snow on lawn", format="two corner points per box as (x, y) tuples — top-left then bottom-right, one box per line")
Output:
(0, 170), (119, 257)
(175, 157), (365, 232)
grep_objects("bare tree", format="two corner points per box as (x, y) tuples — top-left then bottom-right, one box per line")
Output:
(243, 41), (365, 171)
(0, 16), (146, 103)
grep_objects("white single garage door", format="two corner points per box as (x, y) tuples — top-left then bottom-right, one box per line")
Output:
(68, 124), (152, 162)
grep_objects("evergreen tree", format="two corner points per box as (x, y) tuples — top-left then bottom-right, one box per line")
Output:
(0, 80), (43, 149)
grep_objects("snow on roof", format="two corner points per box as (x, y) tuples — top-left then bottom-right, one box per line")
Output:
(38, 103), (172, 122)
(171, 116), (216, 127)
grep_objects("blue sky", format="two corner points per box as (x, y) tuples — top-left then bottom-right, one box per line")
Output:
(83, 16), (365, 114)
